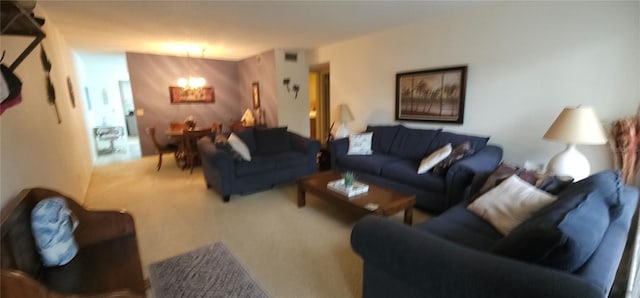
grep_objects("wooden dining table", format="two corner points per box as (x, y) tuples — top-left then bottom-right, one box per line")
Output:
(165, 127), (210, 170)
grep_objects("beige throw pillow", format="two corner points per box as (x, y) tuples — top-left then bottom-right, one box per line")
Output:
(418, 144), (452, 174)
(467, 174), (557, 235)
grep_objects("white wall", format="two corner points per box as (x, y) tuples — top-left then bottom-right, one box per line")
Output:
(315, 1), (639, 173)
(0, 7), (93, 207)
(275, 49), (310, 136)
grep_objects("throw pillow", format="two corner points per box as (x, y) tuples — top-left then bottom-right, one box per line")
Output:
(347, 132), (373, 155)
(228, 133), (251, 161)
(467, 175), (557, 235)
(491, 170), (623, 272)
(215, 138), (244, 161)
(470, 163), (574, 202)
(31, 198), (79, 267)
(417, 143), (452, 174)
(432, 142), (474, 176)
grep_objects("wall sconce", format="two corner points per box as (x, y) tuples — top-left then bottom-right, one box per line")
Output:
(292, 84), (300, 99)
(282, 77), (300, 99)
(283, 78), (291, 92)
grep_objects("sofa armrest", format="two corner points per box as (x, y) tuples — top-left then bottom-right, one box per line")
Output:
(351, 216), (602, 298)
(197, 137), (235, 172)
(197, 138), (236, 196)
(445, 144), (503, 206)
(289, 132), (321, 157)
(1, 270), (145, 298)
(327, 137), (349, 169)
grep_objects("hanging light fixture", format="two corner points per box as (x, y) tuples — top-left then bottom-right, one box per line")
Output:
(177, 48), (206, 90)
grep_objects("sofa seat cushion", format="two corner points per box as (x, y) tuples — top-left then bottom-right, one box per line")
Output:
(491, 171), (623, 272)
(337, 154), (402, 175)
(234, 156), (276, 177)
(388, 126), (441, 160)
(417, 204), (503, 251)
(272, 151), (308, 169)
(41, 235), (144, 295)
(380, 160), (445, 193)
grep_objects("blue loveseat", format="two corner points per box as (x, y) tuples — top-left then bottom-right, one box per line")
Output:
(329, 125), (503, 213)
(351, 171), (638, 298)
(197, 127), (320, 202)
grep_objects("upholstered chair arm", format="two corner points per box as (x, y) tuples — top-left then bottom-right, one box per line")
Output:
(289, 132), (321, 157)
(351, 216), (601, 298)
(327, 137), (349, 169)
(1, 270), (145, 298)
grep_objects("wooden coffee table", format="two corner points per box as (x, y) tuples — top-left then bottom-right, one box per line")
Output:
(297, 171), (415, 225)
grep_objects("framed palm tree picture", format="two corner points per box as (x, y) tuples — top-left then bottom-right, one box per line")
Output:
(395, 65), (467, 124)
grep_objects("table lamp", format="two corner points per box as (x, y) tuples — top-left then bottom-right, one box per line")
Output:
(543, 106), (608, 181)
(335, 104), (354, 138)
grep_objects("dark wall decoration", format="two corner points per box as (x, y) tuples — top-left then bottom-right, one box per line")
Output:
(395, 65), (467, 124)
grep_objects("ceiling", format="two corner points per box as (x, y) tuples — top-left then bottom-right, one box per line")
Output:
(37, 1), (487, 61)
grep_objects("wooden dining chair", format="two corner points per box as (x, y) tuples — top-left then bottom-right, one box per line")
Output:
(145, 127), (179, 171)
(211, 122), (223, 134)
(182, 128), (214, 174)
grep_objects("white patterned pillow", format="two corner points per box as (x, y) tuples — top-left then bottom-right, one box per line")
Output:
(347, 132), (373, 155)
(31, 197), (79, 267)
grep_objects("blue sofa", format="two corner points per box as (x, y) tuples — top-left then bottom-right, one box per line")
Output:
(329, 125), (503, 213)
(197, 127), (321, 202)
(351, 171), (639, 298)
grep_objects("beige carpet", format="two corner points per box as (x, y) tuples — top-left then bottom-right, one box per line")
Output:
(84, 157), (431, 298)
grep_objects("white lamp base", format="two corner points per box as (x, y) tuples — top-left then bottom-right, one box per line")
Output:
(335, 123), (350, 139)
(546, 143), (590, 181)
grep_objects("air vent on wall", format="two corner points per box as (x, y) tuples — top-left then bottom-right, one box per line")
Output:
(284, 52), (297, 62)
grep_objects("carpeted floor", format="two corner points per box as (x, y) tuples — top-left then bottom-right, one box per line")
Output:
(84, 157), (431, 298)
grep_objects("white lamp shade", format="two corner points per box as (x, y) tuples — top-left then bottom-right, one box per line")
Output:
(543, 106), (607, 144)
(339, 104), (354, 123)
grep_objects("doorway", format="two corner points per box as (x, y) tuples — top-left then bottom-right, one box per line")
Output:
(309, 63), (330, 144)
(76, 52), (141, 166)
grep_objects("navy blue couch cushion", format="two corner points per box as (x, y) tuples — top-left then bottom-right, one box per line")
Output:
(255, 127), (291, 154)
(418, 204), (503, 251)
(366, 125), (401, 154)
(427, 131), (489, 154)
(235, 128), (257, 154)
(491, 171), (623, 272)
(380, 160), (445, 193)
(388, 126), (441, 160)
(234, 156), (276, 176)
(272, 151), (308, 169)
(337, 154), (403, 175)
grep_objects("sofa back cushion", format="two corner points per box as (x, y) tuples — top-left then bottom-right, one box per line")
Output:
(491, 171), (624, 272)
(427, 131), (489, 155)
(254, 127), (291, 154)
(388, 126), (441, 160)
(235, 128), (256, 153)
(366, 125), (401, 154)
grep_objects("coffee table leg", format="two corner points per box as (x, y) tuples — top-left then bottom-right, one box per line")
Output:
(404, 206), (413, 225)
(297, 187), (306, 207)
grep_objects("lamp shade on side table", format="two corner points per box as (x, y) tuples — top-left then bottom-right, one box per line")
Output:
(543, 106), (608, 181)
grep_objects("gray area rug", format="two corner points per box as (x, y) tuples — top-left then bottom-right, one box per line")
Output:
(149, 242), (269, 298)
